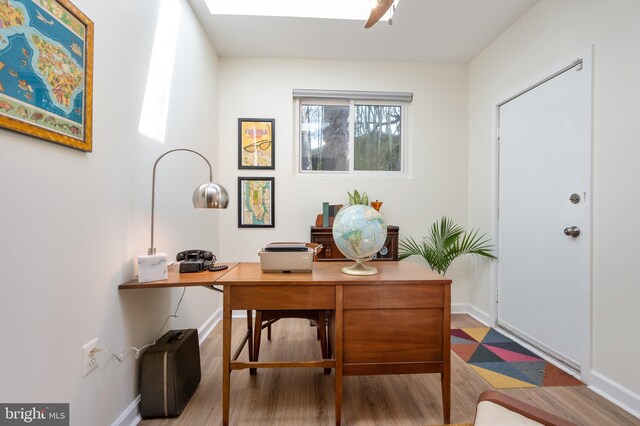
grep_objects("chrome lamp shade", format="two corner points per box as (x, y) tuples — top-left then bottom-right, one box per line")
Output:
(193, 182), (229, 209)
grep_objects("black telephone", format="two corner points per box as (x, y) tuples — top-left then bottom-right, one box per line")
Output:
(176, 250), (228, 273)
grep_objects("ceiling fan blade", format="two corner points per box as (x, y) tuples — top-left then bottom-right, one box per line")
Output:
(364, 0), (394, 28)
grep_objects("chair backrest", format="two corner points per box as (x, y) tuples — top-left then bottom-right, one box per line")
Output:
(474, 391), (578, 426)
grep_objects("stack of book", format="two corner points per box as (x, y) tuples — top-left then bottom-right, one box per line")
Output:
(315, 202), (343, 227)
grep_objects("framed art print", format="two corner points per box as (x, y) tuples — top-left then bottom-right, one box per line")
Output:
(238, 118), (274, 169)
(238, 177), (274, 228)
(0, 0), (94, 151)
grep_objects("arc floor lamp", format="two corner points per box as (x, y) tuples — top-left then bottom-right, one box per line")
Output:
(138, 148), (229, 283)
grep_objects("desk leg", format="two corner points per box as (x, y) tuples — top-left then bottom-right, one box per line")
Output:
(247, 310), (256, 375)
(441, 370), (450, 424)
(335, 285), (343, 426)
(222, 287), (231, 426)
(442, 283), (451, 424)
(318, 310), (331, 374)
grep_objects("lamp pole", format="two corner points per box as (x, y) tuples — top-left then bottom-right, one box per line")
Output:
(148, 148), (216, 255)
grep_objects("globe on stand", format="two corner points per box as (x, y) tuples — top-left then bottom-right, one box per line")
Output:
(332, 204), (387, 275)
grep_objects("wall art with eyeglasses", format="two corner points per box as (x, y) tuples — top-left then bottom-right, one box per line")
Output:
(238, 118), (275, 169)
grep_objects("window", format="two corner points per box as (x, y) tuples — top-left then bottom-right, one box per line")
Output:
(294, 90), (412, 175)
(300, 103), (350, 172)
(354, 104), (402, 171)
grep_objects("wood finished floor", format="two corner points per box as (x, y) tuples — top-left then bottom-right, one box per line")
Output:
(139, 314), (639, 425)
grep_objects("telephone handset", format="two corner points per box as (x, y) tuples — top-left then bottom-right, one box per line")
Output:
(176, 249), (213, 262)
(176, 250), (228, 273)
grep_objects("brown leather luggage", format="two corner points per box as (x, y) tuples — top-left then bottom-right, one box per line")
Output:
(140, 329), (201, 418)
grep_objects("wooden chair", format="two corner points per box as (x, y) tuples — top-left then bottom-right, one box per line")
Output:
(473, 390), (578, 426)
(252, 309), (329, 374)
(252, 243), (330, 375)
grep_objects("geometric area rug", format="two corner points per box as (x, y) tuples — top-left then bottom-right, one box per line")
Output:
(452, 327), (584, 389)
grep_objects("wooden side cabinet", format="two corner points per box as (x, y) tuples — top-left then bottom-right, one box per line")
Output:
(310, 225), (399, 261)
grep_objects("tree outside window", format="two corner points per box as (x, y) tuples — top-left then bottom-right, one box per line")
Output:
(355, 105), (401, 171)
(299, 100), (404, 174)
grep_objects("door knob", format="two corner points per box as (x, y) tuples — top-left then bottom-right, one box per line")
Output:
(563, 226), (581, 237)
(569, 193), (581, 204)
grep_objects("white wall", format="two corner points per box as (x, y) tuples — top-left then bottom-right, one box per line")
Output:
(468, 0), (640, 411)
(8, 0), (639, 422)
(0, 0), (221, 424)
(218, 58), (473, 302)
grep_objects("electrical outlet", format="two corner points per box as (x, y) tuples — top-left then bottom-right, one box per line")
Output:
(82, 338), (98, 376)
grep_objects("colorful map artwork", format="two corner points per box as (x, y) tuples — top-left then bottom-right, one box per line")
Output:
(0, 0), (85, 140)
(241, 180), (272, 226)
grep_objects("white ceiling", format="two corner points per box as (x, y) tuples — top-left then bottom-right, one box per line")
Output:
(187, 0), (540, 63)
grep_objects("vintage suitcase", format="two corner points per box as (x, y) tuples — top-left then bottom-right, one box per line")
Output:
(140, 329), (201, 418)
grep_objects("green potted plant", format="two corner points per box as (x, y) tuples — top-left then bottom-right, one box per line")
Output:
(399, 216), (496, 275)
(347, 189), (369, 206)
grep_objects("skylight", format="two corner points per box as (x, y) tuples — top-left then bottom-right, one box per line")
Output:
(204, 0), (400, 22)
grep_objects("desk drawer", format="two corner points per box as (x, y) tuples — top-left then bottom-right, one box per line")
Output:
(343, 285), (443, 309)
(343, 308), (443, 363)
(230, 285), (335, 310)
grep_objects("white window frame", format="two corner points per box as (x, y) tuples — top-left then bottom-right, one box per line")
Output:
(294, 90), (411, 178)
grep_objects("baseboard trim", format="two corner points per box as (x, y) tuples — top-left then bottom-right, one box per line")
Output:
(199, 308), (222, 344)
(451, 303), (490, 326)
(451, 303), (467, 315)
(465, 304), (491, 326)
(588, 371), (640, 419)
(114, 309), (222, 426)
(111, 395), (141, 426)
(232, 310), (248, 319)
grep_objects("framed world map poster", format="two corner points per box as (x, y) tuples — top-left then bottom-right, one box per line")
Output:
(0, 0), (94, 151)
(238, 177), (274, 228)
(238, 118), (274, 169)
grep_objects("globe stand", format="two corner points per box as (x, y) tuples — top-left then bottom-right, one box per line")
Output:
(341, 258), (378, 276)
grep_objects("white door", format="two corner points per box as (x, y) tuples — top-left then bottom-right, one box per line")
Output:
(497, 59), (591, 372)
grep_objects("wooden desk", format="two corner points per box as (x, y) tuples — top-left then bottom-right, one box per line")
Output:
(216, 261), (451, 426)
(119, 261), (452, 425)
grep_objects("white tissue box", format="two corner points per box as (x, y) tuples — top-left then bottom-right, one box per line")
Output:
(138, 253), (168, 283)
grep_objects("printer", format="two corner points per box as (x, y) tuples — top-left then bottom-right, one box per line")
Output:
(258, 242), (322, 272)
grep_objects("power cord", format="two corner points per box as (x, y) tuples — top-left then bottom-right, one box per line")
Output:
(93, 287), (187, 363)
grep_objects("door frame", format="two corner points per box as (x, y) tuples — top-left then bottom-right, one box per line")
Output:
(488, 47), (593, 381)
